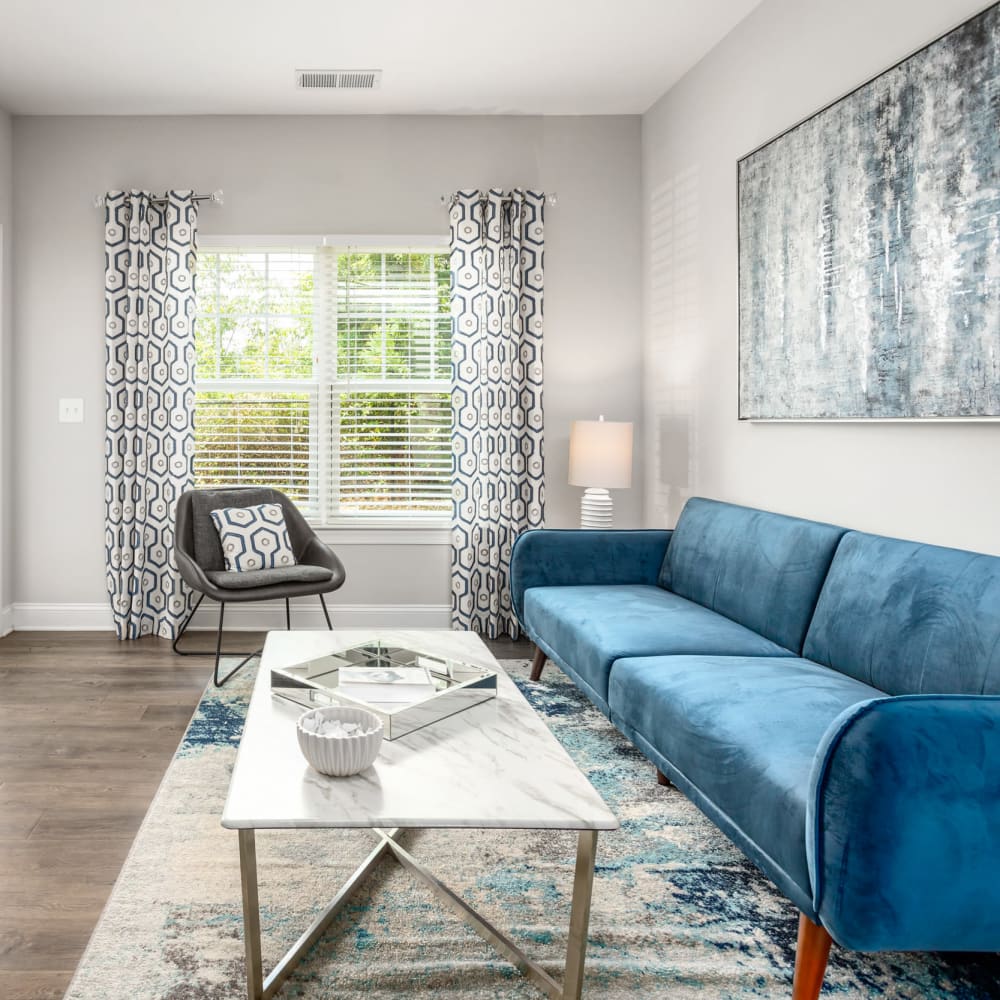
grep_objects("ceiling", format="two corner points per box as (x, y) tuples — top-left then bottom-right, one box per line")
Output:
(0, 0), (761, 116)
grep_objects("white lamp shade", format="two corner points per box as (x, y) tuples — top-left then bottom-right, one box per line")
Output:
(568, 419), (633, 489)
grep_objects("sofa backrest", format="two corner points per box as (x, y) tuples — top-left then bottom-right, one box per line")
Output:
(659, 498), (846, 654)
(803, 531), (1000, 695)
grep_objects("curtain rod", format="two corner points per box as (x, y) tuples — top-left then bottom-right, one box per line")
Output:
(93, 189), (224, 209)
(440, 192), (558, 207)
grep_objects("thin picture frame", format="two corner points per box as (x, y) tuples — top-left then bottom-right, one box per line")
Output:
(736, 1), (1000, 423)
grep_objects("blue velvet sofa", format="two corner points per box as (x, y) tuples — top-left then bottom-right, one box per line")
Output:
(509, 497), (1000, 999)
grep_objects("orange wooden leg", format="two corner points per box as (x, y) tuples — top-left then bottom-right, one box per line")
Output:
(529, 646), (547, 681)
(792, 912), (832, 1000)
(656, 768), (671, 786)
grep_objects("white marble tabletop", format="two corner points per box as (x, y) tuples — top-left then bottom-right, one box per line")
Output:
(222, 630), (619, 832)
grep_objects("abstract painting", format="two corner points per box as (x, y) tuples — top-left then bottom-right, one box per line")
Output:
(739, 4), (1000, 420)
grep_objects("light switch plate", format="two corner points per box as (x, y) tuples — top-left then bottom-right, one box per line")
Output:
(59, 398), (84, 423)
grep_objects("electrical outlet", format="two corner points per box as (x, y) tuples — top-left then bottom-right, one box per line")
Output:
(59, 398), (84, 423)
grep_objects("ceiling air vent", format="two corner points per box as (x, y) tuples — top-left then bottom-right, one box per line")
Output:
(296, 69), (382, 90)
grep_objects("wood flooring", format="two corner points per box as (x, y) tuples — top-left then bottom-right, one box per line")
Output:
(0, 630), (530, 999)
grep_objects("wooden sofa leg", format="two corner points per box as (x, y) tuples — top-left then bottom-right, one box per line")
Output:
(792, 912), (832, 1000)
(656, 768), (671, 786)
(529, 646), (547, 681)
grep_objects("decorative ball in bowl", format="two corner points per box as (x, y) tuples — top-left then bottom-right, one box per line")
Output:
(296, 705), (383, 777)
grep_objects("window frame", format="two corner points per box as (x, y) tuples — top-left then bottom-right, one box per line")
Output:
(195, 234), (452, 541)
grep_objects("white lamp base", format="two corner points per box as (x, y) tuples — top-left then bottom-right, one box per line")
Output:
(580, 487), (614, 529)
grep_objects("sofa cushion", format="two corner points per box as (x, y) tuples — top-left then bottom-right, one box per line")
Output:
(608, 654), (884, 909)
(659, 498), (846, 654)
(803, 531), (1000, 696)
(522, 584), (793, 710)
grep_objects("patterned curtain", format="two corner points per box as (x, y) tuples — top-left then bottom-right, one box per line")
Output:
(449, 189), (545, 638)
(104, 190), (199, 640)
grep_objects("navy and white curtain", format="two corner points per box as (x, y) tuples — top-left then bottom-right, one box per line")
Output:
(449, 189), (545, 638)
(104, 191), (198, 640)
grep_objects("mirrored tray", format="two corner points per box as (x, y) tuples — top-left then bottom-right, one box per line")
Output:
(270, 639), (498, 740)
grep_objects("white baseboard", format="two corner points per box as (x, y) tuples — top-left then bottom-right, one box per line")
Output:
(11, 603), (111, 631)
(0, 605), (12, 638)
(10, 601), (451, 632)
(188, 602), (451, 631)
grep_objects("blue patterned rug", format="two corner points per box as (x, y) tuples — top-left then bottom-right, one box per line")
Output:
(66, 658), (1000, 999)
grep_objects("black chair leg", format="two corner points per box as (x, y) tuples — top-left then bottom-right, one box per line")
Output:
(319, 593), (333, 630)
(215, 601), (225, 665)
(172, 593), (258, 686)
(171, 593), (205, 655)
(285, 598), (291, 630)
(212, 602), (258, 688)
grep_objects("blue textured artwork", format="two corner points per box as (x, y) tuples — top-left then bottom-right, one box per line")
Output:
(739, 5), (1000, 420)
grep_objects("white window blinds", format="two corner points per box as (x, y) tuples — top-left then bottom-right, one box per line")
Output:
(194, 244), (452, 523)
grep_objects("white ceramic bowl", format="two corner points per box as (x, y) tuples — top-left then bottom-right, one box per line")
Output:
(296, 705), (383, 777)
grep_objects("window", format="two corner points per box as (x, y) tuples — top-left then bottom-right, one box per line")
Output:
(194, 242), (452, 525)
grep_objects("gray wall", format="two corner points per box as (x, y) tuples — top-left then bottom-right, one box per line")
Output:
(641, 0), (1000, 554)
(0, 110), (11, 621)
(12, 115), (642, 615)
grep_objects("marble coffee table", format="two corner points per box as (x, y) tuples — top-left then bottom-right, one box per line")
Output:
(222, 629), (619, 1000)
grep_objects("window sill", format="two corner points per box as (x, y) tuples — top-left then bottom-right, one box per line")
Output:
(315, 523), (451, 546)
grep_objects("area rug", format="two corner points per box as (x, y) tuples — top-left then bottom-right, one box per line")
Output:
(66, 658), (1000, 999)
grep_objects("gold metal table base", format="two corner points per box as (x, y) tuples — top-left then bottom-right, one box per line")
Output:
(237, 827), (599, 1000)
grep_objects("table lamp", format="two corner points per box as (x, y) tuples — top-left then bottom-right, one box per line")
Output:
(568, 416), (633, 529)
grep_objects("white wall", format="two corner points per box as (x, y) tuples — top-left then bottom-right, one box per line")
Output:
(12, 115), (642, 621)
(642, 0), (1000, 554)
(0, 109), (11, 628)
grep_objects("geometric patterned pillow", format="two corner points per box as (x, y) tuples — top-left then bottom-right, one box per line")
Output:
(209, 503), (297, 572)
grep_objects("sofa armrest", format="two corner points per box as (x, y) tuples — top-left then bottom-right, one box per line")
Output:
(509, 528), (672, 627)
(807, 695), (1000, 952)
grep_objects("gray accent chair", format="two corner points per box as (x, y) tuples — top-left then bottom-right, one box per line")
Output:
(173, 486), (346, 686)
